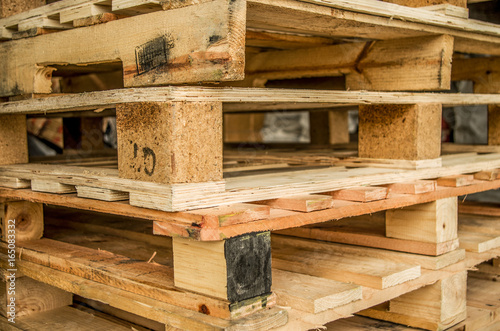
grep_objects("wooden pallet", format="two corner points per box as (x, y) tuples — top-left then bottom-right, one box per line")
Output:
(0, 204), (497, 330)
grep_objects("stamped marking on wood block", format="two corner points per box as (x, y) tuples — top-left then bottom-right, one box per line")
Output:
(135, 35), (175, 75)
(130, 141), (157, 176)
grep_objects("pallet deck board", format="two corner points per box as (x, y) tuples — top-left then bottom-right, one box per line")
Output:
(5, 87), (500, 115)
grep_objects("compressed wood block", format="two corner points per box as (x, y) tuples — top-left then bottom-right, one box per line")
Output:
(359, 103), (442, 160)
(386, 197), (458, 243)
(117, 102), (222, 184)
(474, 169), (500, 181)
(173, 232), (272, 302)
(0, 274), (72, 318)
(329, 186), (388, 202)
(0, 115), (28, 165)
(0, 201), (43, 242)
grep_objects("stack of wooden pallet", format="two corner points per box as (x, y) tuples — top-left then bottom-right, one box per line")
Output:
(1, 0), (500, 330)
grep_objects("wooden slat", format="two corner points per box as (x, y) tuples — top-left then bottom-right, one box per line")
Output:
(437, 174), (475, 187)
(254, 194), (334, 212)
(328, 186), (388, 202)
(6, 87), (500, 115)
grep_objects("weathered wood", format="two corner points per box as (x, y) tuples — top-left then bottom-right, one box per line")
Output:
(0, 115), (28, 166)
(117, 102), (223, 184)
(31, 179), (76, 194)
(386, 197), (458, 244)
(0, 0), (246, 97)
(0, 272), (72, 319)
(0, 0), (45, 18)
(0, 201), (43, 242)
(173, 232), (272, 302)
(272, 269), (361, 314)
(277, 213), (459, 256)
(5, 87), (500, 115)
(382, 0), (467, 7)
(359, 103), (442, 160)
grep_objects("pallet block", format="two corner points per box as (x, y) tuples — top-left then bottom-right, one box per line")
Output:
(358, 103), (442, 160)
(359, 271), (467, 331)
(386, 197), (458, 244)
(116, 101), (223, 184)
(0, 201), (43, 242)
(173, 232), (272, 302)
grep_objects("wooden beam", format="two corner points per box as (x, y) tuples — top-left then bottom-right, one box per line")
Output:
(0, 115), (28, 165)
(173, 232), (272, 302)
(116, 102), (223, 184)
(5, 87), (500, 115)
(0, 271), (72, 319)
(0, 0), (245, 97)
(386, 197), (458, 244)
(0, 201), (43, 242)
(358, 103), (442, 160)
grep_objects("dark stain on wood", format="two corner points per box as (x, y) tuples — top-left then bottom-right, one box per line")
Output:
(135, 35), (175, 75)
(225, 231), (272, 302)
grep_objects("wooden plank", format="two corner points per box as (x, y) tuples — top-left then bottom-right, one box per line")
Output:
(271, 236), (421, 289)
(0, 201), (43, 242)
(437, 174), (474, 187)
(6, 87), (500, 115)
(336, 157), (442, 170)
(383, 0), (467, 8)
(76, 185), (129, 201)
(359, 103), (442, 160)
(17, 16), (72, 31)
(386, 197), (458, 244)
(385, 180), (437, 195)
(116, 102), (223, 184)
(0, 176), (30, 189)
(272, 234), (464, 271)
(0, 0), (246, 97)
(328, 186), (388, 202)
(346, 35), (453, 91)
(474, 169), (500, 181)
(272, 269), (362, 314)
(360, 271), (467, 331)
(421, 4), (469, 18)
(188, 203), (270, 227)
(59, 3), (111, 23)
(254, 194), (334, 212)
(458, 230), (500, 253)
(276, 213), (459, 256)
(0, 306), (140, 331)
(173, 232), (272, 302)
(31, 179), (76, 193)
(0, 238), (272, 320)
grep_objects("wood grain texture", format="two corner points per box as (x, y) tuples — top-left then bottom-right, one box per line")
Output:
(0, 0), (245, 97)
(359, 103), (442, 160)
(117, 102), (223, 184)
(0, 115), (28, 165)
(0, 201), (43, 242)
(0, 274), (72, 319)
(386, 197), (458, 244)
